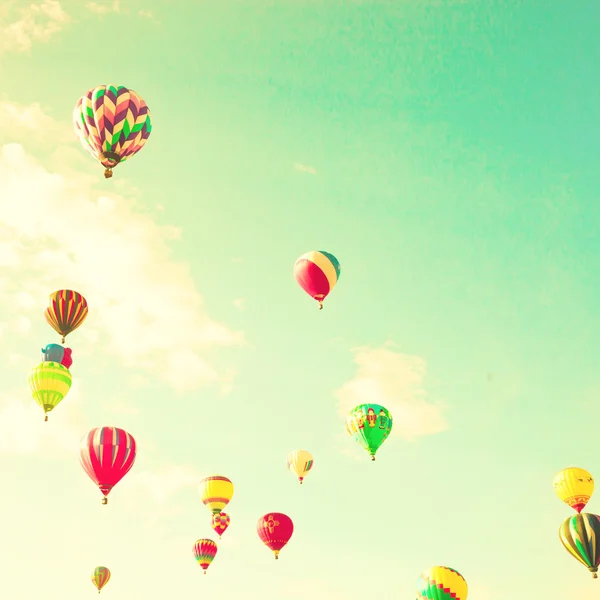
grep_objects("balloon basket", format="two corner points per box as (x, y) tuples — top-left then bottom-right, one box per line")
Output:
(44, 415), (48, 422)
(102, 497), (108, 505)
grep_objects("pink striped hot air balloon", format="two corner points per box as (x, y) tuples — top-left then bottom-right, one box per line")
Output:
(294, 250), (341, 309)
(79, 427), (137, 504)
(73, 85), (152, 179)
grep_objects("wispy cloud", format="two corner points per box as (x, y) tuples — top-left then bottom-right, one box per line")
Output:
(294, 162), (317, 175)
(128, 465), (200, 507)
(233, 298), (245, 311)
(85, 0), (119, 14)
(335, 342), (448, 442)
(0, 103), (244, 393)
(0, 0), (70, 53)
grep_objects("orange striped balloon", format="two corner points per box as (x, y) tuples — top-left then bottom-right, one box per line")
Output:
(91, 566), (111, 593)
(44, 290), (88, 343)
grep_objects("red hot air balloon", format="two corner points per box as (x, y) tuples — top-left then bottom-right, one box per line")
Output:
(211, 512), (231, 539)
(79, 427), (137, 504)
(193, 539), (217, 574)
(294, 251), (341, 310)
(257, 512), (294, 559)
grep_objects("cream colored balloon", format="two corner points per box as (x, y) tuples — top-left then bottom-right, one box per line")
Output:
(287, 450), (314, 484)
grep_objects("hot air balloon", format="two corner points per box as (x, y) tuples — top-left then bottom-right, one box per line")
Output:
(193, 539), (217, 574)
(294, 250), (340, 309)
(41, 344), (73, 369)
(28, 361), (72, 421)
(257, 512), (294, 560)
(559, 513), (600, 578)
(416, 566), (468, 600)
(91, 566), (111, 593)
(198, 475), (234, 514)
(345, 404), (392, 461)
(554, 467), (594, 513)
(73, 85), (152, 179)
(211, 512), (231, 539)
(287, 450), (314, 484)
(44, 290), (88, 344)
(79, 427), (137, 504)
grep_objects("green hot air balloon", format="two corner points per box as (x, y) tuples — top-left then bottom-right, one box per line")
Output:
(559, 513), (600, 578)
(345, 404), (392, 461)
(28, 361), (72, 421)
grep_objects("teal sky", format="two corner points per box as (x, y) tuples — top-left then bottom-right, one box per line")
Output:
(0, 1), (599, 598)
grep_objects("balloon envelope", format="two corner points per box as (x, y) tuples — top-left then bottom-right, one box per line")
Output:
(345, 404), (392, 460)
(73, 85), (152, 178)
(28, 361), (72, 420)
(294, 250), (340, 309)
(559, 513), (600, 578)
(257, 512), (294, 559)
(198, 475), (234, 514)
(79, 427), (137, 504)
(193, 539), (217, 574)
(416, 566), (468, 600)
(91, 566), (111, 592)
(44, 289), (88, 343)
(211, 513), (231, 538)
(287, 450), (314, 483)
(554, 467), (594, 513)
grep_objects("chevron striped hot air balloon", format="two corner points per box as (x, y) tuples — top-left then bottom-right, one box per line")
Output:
(198, 475), (234, 515)
(559, 513), (600, 578)
(554, 467), (595, 513)
(44, 289), (88, 344)
(416, 566), (468, 600)
(345, 404), (392, 461)
(211, 512), (231, 539)
(28, 361), (72, 421)
(294, 250), (340, 309)
(91, 566), (111, 593)
(79, 427), (137, 505)
(193, 539), (217, 574)
(73, 85), (152, 179)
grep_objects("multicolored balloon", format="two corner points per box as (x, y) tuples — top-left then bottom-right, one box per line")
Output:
(91, 566), (111, 593)
(559, 513), (600, 578)
(211, 512), (231, 539)
(73, 85), (152, 179)
(28, 361), (72, 421)
(41, 344), (73, 369)
(345, 403), (392, 461)
(416, 566), (468, 600)
(198, 475), (234, 514)
(193, 539), (217, 574)
(79, 427), (137, 505)
(44, 290), (88, 344)
(287, 450), (314, 484)
(257, 512), (294, 560)
(294, 250), (340, 309)
(554, 467), (594, 513)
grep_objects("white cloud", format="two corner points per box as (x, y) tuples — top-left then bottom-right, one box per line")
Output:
(233, 298), (245, 311)
(294, 162), (317, 175)
(86, 0), (119, 14)
(0, 103), (244, 393)
(0, 0), (70, 53)
(335, 343), (448, 441)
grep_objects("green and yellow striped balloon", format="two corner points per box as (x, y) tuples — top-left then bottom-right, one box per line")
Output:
(28, 361), (72, 421)
(559, 513), (600, 578)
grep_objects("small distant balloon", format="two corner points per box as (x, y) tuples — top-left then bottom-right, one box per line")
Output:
(44, 289), (88, 343)
(416, 566), (468, 600)
(287, 450), (314, 484)
(211, 513), (231, 538)
(294, 250), (340, 310)
(257, 512), (294, 560)
(91, 566), (111, 593)
(193, 539), (217, 574)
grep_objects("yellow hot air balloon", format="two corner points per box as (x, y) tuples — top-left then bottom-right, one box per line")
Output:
(28, 361), (72, 421)
(554, 467), (594, 513)
(287, 450), (314, 484)
(198, 475), (234, 514)
(416, 566), (468, 600)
